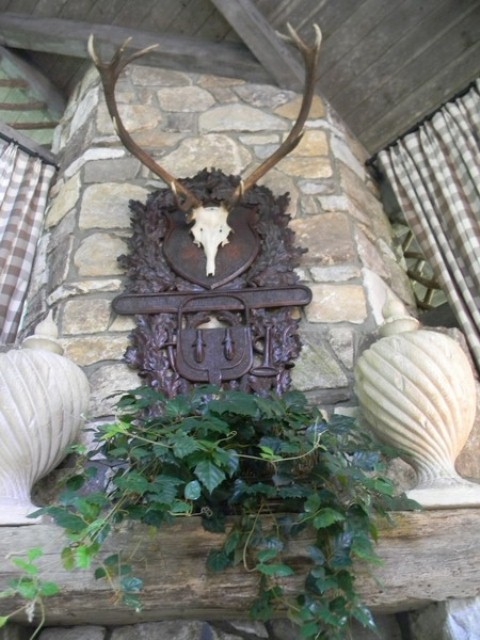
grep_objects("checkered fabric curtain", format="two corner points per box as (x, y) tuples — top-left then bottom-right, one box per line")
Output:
(378, 80), (480, 373)
(0, 141), (56, 344)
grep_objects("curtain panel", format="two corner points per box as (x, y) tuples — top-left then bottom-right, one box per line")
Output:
(0, 141), (56, 344)
(378, 80), (480, 373)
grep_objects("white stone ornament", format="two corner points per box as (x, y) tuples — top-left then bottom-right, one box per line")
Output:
(0, 313), (90, 525)
(354, 298), (480, 508)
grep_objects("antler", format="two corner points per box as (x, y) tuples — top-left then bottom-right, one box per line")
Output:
(87, 35), (202, 212)
(230, 23), (322, 205)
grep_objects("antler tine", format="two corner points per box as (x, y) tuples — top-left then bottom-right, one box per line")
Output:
(230, 24), (322, 206)
(88, 35), (202, 212)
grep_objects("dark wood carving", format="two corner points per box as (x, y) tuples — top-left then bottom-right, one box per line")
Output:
(113, 169), (311, 396)
(88, 27), (322, 396)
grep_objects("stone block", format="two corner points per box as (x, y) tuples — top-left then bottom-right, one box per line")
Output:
(47, 211), (76, 292)
(289, 130), (329, 157)
(160, 134), (251, 178)
(96, 103), (163, 136)
(83, 157), (141, 183)
(38, 626), (106, 640)
(88, 363), (140, 417)
(62, 297), (112, 335)
(110, 621), (209, 640)
(48, 279), (123, 306)
(291, 214), (356, 266)
(74, 234), (126, 277)
(0, 623), (32, 640)
(410, 597), (480, 640)
(305, 284), (368, 324)
(292, 330), (348, 391)
(45, 174), (81, 228)
(69, 87), (99, 138)
(130, 66), (192, 87)
(234, 83), (293, 109)
(199, 104), (288, 133)
(61, 335), (128, 366)
(64, 148), (126, 180)
(157, 86), (215, 111)
(274, 94), (325, 119)
(339, 163), (385, 223)
(277, 155), (332, 179)
(310, 264), (361, 283)
(328, 327), (355, 369)
(80, 183), (149, 230)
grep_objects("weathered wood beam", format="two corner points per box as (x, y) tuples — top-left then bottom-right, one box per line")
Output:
(1, 509), (480, 625)
(0, 45), (65, 118)
(209, 0), (304, 92)
(0, 13), (271, 86)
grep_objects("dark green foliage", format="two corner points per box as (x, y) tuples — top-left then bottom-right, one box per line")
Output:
(34, 385), (417, 639)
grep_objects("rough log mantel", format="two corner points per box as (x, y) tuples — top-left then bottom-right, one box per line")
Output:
(1, 509), (480, 625)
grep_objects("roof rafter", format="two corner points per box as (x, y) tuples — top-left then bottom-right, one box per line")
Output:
(209, 0), (304, 92)
(0, 13), (272, 85)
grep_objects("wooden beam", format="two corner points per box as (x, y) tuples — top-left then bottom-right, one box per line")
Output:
(0, 13), (271, 86)
(0, 121), (58, 165)
(0, 46), (65, 118)
(209, 0), (304, 91)
(1, 509), (480, 625)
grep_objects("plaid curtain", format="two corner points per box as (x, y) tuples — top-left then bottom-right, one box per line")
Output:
(0, 141), (56, 344)
(378, 80), (480, 373)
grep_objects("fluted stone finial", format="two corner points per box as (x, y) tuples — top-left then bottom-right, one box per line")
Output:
(379, 295), (419, 337)
(355, 294), (480, 509)
(22, 310), (63, 354)
(0, 312), (90, 525)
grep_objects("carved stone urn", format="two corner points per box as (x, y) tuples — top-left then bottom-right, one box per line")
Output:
(0, 313), (90, 525)
(354, 298), (480, 508)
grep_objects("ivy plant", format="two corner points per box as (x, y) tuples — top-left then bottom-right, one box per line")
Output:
(0, 548), (59, 638)
(30, 385), (415, 639)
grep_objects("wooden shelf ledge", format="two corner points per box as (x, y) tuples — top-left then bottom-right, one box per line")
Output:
(1, 508), (480, 625)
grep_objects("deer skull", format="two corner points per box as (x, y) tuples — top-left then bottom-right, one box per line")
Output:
(190, 205), (232, 276)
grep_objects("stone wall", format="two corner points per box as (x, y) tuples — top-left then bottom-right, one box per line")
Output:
(16, 63), (415, 638)
(3, 617), (404, 640)
(23, 62), (413, 422)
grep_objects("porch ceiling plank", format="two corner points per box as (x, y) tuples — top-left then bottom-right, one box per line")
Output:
(330, 0), (477, 115)
(0, 13), (271, 84)
(1, 510), (480, 625)
(209, 0), (305, 91)
(361, 40), (480, 153)
(348, 5), (480, 144)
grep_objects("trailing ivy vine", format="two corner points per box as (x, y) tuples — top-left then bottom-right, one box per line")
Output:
(18, 386), (415, 639)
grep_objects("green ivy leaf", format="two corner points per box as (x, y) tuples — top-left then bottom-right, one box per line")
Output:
(206, 548), (232, 572)
(40, 507), (87, 534)
(256, 548), (279, 563)
(149, 475), (183, 504)
(39, 581), (60, 597)
(184, 480), (201, 500)
(256, 563), (295, 577)
(11, 558), (39, 575)
(312, 508), (345, 529)
(114, 471), (150, 495)
(121, 576), (143, 593)
(194, 460), (226, 493)
(15, 579), (37, 600)
(173, 434), (201, 458)
(0, 616), (10, 627)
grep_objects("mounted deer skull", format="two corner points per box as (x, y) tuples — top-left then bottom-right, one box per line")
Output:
(188, 205), (232, 276)
(88, 24), (322, 278)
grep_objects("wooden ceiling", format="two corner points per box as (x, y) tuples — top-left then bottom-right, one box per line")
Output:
(0, 0), (479, 154)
